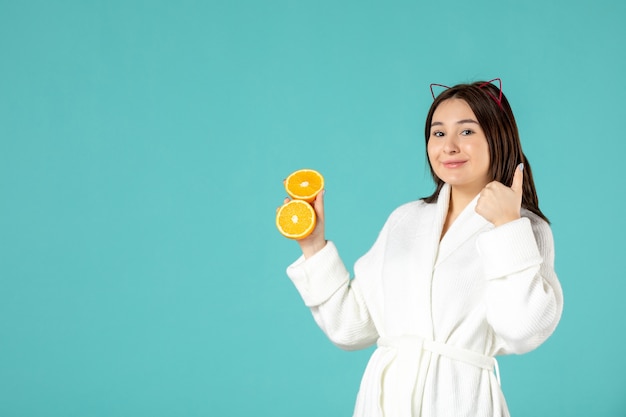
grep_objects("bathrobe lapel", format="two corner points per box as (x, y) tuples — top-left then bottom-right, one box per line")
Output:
(383, 185), (447, 337)
(377, 184), (496, 417)
(435, 186), (493, 269)
(382, 184), (492, 337)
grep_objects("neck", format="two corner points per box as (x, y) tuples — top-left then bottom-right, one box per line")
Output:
(440, 185), (480, 240)
(449, 186), (480, 214)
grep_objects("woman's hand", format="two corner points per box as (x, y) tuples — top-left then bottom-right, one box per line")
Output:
(278, 189), (327, 258)
(297, 190), (327, 258)
(475, 164), (523, 227)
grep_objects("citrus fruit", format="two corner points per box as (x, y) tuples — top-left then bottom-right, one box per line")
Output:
(284, 169), (324, 203)
(276, 199), (317, 240)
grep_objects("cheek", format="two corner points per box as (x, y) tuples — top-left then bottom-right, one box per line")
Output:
(471, 144), (491, 172)
(426, 141), (438, 159)
(462, 141), (489, 163)
(426, 143), (443, 175)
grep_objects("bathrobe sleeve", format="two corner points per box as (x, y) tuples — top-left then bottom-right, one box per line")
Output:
(476, 213), (564, 354)
(286, 242), (376, 350)
(286, 205), (411, 351)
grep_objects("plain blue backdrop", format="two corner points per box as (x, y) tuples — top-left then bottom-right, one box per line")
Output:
(1, 0), (625, 416)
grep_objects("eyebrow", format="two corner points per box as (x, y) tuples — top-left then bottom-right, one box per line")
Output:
(431, 119), (479, 127)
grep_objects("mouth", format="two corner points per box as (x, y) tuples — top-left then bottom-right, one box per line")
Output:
(441, 160), (467, 168)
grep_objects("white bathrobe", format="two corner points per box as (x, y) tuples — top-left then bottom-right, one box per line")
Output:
(286, 183), (563, 417)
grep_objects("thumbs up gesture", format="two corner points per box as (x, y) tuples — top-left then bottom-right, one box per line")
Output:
(475, 163), (524, 227)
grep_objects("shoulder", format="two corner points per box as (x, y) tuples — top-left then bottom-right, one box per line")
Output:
(389, 199), (430, 219)
(383, 199), (433, 232)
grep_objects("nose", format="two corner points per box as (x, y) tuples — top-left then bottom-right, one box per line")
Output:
(442, 135), (459, 154)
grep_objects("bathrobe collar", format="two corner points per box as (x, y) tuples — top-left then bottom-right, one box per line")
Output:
(433, 183), (492, 268)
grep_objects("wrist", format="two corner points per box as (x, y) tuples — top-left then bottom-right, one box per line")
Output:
(301, 239), (327, 259)
(493, 214), (520, 227)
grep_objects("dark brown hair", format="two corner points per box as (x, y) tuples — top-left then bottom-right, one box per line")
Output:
(423, 81), (549, 223)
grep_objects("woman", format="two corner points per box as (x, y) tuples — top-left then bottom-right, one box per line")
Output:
(283, 79), (563, 417)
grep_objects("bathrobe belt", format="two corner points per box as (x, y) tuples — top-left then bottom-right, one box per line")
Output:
(377, 336), (500, 416)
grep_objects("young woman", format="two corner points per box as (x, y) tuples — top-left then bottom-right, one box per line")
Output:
(283, 79), (563, 417)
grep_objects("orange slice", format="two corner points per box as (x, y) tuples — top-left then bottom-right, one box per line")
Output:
(276, 200), (317, 240)
(284, 169), (324, 203)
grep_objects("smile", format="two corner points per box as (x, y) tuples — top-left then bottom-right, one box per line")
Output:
(442, 161), (467, 168)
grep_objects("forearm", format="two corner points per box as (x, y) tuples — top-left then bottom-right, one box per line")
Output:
(478, 217), (563, 353)
(309, 280), (378, 350)
(287, 241), (379, 350)
(485, 265), (560, 353)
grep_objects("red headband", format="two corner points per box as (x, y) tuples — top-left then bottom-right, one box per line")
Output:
(430, 78), (503, 109)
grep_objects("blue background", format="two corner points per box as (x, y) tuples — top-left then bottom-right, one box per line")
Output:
(1, 0), (625, 416)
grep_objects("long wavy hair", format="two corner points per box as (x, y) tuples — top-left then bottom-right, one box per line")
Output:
(423, 81), (549, 223)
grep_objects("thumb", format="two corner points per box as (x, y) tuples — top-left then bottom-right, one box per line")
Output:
(510, 163), (524, 193)
(312, 189), (325, 222)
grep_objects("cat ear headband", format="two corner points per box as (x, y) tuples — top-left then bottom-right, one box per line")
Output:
(430, 78), (503, 109)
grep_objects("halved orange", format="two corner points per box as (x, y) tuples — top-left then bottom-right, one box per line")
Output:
(276, 199), (317, 240)
(284, 169), (324, 203)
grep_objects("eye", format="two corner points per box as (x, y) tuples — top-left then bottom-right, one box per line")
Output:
(431, 130), (444, 138)
(460, 129), (474, 136)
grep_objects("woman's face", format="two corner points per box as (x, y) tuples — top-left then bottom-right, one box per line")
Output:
(427, 98), (491, 195)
